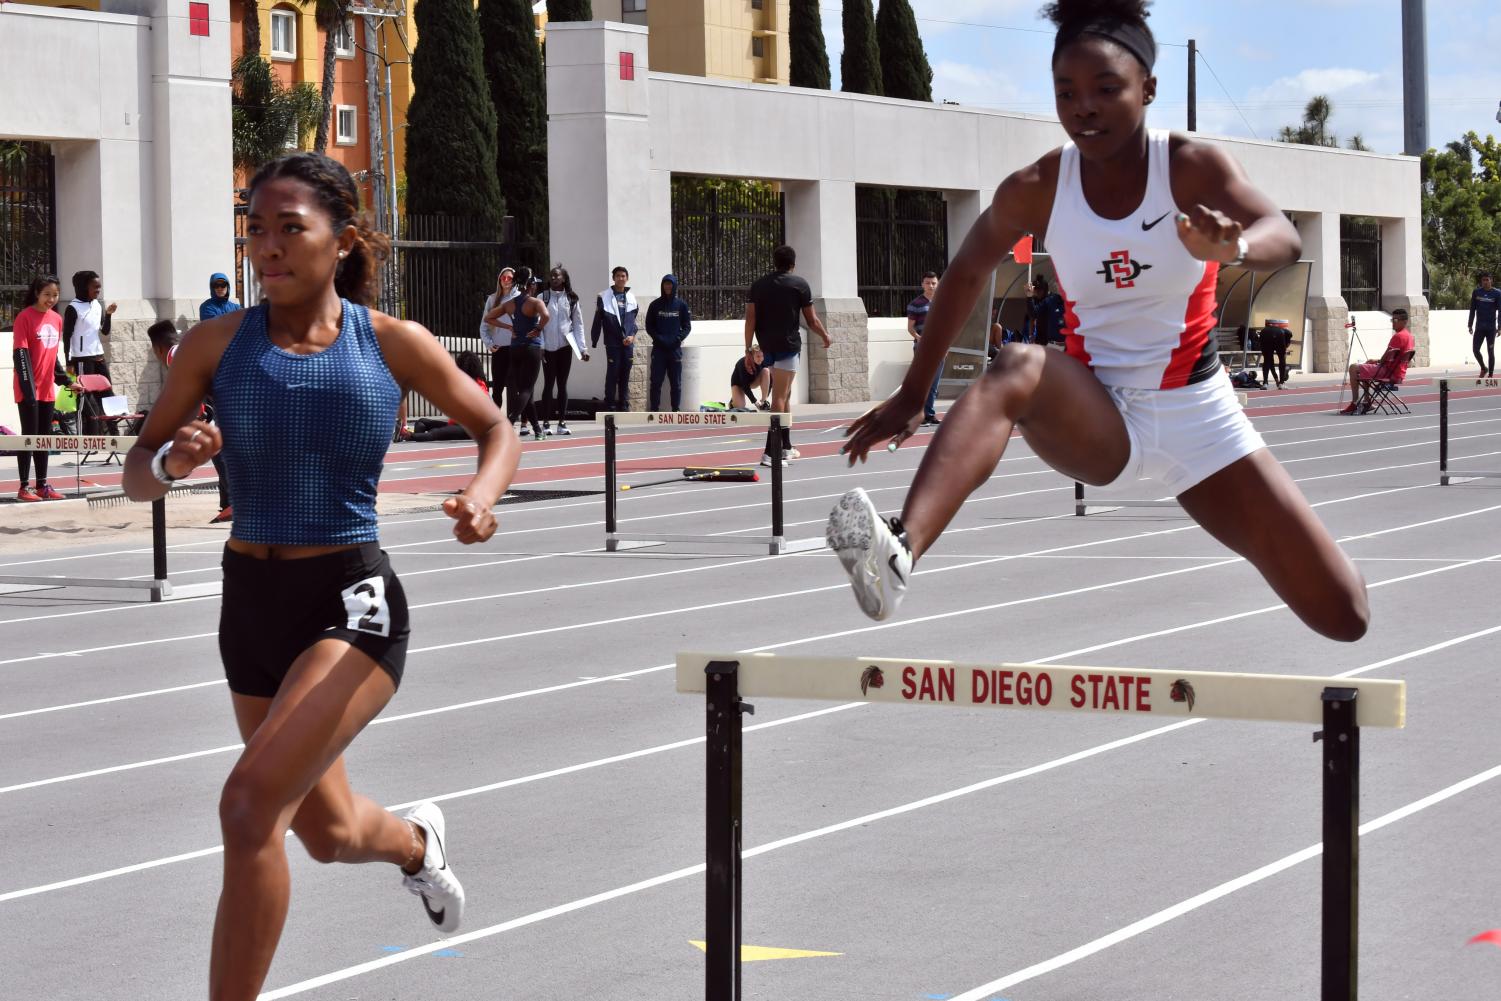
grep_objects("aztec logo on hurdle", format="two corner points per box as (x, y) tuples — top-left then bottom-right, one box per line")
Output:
(643, 412), (753, 426)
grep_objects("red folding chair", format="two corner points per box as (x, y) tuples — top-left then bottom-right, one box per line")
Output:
(73, 373), (145, 463)
(1357, 350), (1415, 416)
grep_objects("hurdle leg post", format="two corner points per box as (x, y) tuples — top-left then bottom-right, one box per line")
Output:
(1439, 379), (1449, 486)
(705, 660), (751, 1001)
(605, 415), (619, 551)
(1074, 481), (1086, 516)
(1316, 686), (1360, 1001)
(149, 497), (171, 602)
(770, 416), (784, 555)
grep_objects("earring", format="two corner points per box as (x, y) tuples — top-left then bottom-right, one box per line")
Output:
(338, 251), (347, 258)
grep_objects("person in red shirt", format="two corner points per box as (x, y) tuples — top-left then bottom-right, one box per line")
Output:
(1340, 308), (1415, 415)
(11, 275), (75, 501)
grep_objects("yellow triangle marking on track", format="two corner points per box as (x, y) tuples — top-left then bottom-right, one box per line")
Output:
(689, 941), (842, 961)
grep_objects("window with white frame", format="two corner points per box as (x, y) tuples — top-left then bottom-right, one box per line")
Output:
(334, 18), (356, 57)
(336, 105), (358, 146)
(622, 0), (646, 11)
(270, 9), (296, 59)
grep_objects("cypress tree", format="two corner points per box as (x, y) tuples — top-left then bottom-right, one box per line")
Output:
(789, 0), (831, 90)
(840, 0), (882, 96)
(546, 0), (592, 22)
(875, 0), (932, 102)
(479, 0), (550, 262)
(405, 0), (504, 222)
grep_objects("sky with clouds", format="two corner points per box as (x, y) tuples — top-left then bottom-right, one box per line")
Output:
(819, 0), (1498, 155)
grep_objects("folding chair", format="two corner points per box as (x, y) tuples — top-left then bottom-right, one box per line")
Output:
(1358, 349), (1415, 415)
(73, 373), (145, 463)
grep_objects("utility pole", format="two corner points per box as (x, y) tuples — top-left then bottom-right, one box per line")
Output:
(1187, 39), (1196, 132)
(1401, 0), (1428, 155)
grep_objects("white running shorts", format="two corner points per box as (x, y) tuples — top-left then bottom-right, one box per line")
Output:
(1098, 374), (1265, 495)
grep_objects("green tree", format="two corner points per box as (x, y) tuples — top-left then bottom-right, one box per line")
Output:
(1422, 132), (1501, 308)
(231, 54), (322, 174)
(479, 0), (550, 263)
(244, 1), (263, 59)
(546, 0), (592, 22)
(404, 0), (504, 222)
(875, 0), (931, 101)
(789, 0), (831, 90)
(312, 0), (352, 154)
(840, 0), (882, 96)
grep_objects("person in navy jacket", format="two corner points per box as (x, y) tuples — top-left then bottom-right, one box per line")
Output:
(1468, 270), (1500, 378)
(644, 273), (692, 412)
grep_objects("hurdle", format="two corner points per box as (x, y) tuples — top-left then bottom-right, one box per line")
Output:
(0, 434), (174, 601)
(678, 651), (1405, 1001)
(1438, 379), (1501, 485)
(1073, 480), (1178, 516)
(601, 412), (823, 555)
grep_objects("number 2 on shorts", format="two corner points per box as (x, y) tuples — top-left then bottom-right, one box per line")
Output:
(341, 575), (391, 637)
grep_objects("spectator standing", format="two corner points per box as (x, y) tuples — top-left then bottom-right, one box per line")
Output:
(1468, 270), (1499, 378)
(590, 266), (638, 412)
(147, 320), (234, 521)
(645, 274), (692, 412)
(729, 345), (771, 410)
(200, 272), (243, 321)
(744, 245), (831, 465)
(1258, 318), (1291, 389)
(1340, 309), (1415, 414)
(906, 272), (942, 425)
(486, 267), (550, 436)
(538, 265), (588, 435)
(12, 275), (75, 501)
(63, 270), (116, 434)
(1026, 274), (1066, 347)
(480, 268), (517, 413)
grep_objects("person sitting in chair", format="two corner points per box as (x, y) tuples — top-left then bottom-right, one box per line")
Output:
(1340, 309), (1414, 415)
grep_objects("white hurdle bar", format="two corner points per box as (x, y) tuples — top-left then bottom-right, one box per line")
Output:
(1073, 480), (1178, 516)
(601, 412), (822, 555)
(1438, 379), (1501, 485)
(678, 651), (1404, 1001)
(0, 434), (174, 601)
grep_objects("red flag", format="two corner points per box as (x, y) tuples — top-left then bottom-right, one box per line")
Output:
(1013, 235), (1033, 264)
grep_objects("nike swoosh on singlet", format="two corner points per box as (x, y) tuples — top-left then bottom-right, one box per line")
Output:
(1141, 211), (1172, 231)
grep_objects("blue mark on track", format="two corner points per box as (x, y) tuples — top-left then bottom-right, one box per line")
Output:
(432, 948), (463, 958)
(380, 946), (405, 953)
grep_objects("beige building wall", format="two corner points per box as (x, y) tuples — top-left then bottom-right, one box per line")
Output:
(649, 0), (787, 84)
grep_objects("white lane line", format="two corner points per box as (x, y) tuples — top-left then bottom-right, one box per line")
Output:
(254, 621), (1501, 1000)
(947, 760), (1501, 1001)
(0, 679), (227, 721)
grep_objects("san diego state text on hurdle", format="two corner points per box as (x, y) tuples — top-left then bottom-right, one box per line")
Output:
(901, 664), (1154, 711)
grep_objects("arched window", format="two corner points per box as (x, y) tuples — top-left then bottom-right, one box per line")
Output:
(270, 6), (297, 60)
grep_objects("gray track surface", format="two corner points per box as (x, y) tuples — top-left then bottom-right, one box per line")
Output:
(3, 384), (1501, 1001)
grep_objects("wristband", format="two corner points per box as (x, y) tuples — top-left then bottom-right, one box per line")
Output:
(1227, 236), (1249, 268)
(150, 441), (182, 485)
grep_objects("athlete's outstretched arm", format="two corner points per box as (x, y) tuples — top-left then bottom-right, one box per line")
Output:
(1172, 141), (1301, 272)
(844, 169), (1037, 463)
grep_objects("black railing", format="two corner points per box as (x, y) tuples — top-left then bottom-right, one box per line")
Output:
(1340, 215), (1381, 311)
(856, 186), (948, 318)
(0, 142), (57, 331)
(671, 178), (786, 320)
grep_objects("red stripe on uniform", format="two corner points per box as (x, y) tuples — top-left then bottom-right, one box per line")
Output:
(1160, 261), (1220, 389)
(1057, 279), (1091, 368)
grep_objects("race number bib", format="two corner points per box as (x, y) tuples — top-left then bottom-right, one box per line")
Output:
(340, 575), (392, 637)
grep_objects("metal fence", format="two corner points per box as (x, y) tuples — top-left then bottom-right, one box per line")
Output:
(856, 186), (948, 318)
(0, 142), (57, 331)
(1340, 215), (1382, 311)
(671, 178), (786, 319)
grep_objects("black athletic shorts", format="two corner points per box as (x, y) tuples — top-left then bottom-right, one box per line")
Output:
(219, 542), (410, 698)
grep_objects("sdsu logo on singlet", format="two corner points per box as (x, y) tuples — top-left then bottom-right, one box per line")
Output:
(1043, 129), (1222, 390)
(1097, 250), (1153, 289)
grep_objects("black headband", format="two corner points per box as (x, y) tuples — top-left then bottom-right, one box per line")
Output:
(1054, 17), (1157, 72)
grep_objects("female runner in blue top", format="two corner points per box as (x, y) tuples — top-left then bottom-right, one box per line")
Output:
(124, 153), (521, 1001)
(830, 0), (1369, 643)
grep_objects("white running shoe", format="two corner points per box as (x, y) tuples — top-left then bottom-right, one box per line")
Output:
(826, 488), (912, 621)
(556, 423), (572, 436)
(760, 451), (792, 467)
(760, 453), (773, 467)
(401, 802), (464, 934)
(788, 448), (801, 459)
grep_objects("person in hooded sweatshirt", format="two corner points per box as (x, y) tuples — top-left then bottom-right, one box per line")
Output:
(644, 274), (692, 412)
(200, 273), (243, 321)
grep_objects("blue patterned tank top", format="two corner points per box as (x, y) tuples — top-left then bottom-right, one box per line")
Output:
(212, 302), (400, 545)
(510, 294), (542, 346)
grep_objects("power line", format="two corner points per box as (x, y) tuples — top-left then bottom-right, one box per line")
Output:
(1194, 48), (1258, 139)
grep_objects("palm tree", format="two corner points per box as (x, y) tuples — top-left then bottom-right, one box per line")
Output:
(244, 0), (262, 58)
(1304, 96), (1332, 147)
(312, 0), (352, 153)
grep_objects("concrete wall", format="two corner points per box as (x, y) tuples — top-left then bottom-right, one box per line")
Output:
(1, 0), (234, 425)
(547, 22), (1426, 407)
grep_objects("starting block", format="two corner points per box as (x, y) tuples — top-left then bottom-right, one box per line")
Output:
(679, 651), (1404, 1001)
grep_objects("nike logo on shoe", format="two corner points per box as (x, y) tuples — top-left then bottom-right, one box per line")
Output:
(1141, 211), (1172, 231)
(423, 898), (446, 924)
(887, 553), (906, 585)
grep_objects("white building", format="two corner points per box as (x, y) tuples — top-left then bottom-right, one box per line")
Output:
(1, 0), (233, 428)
